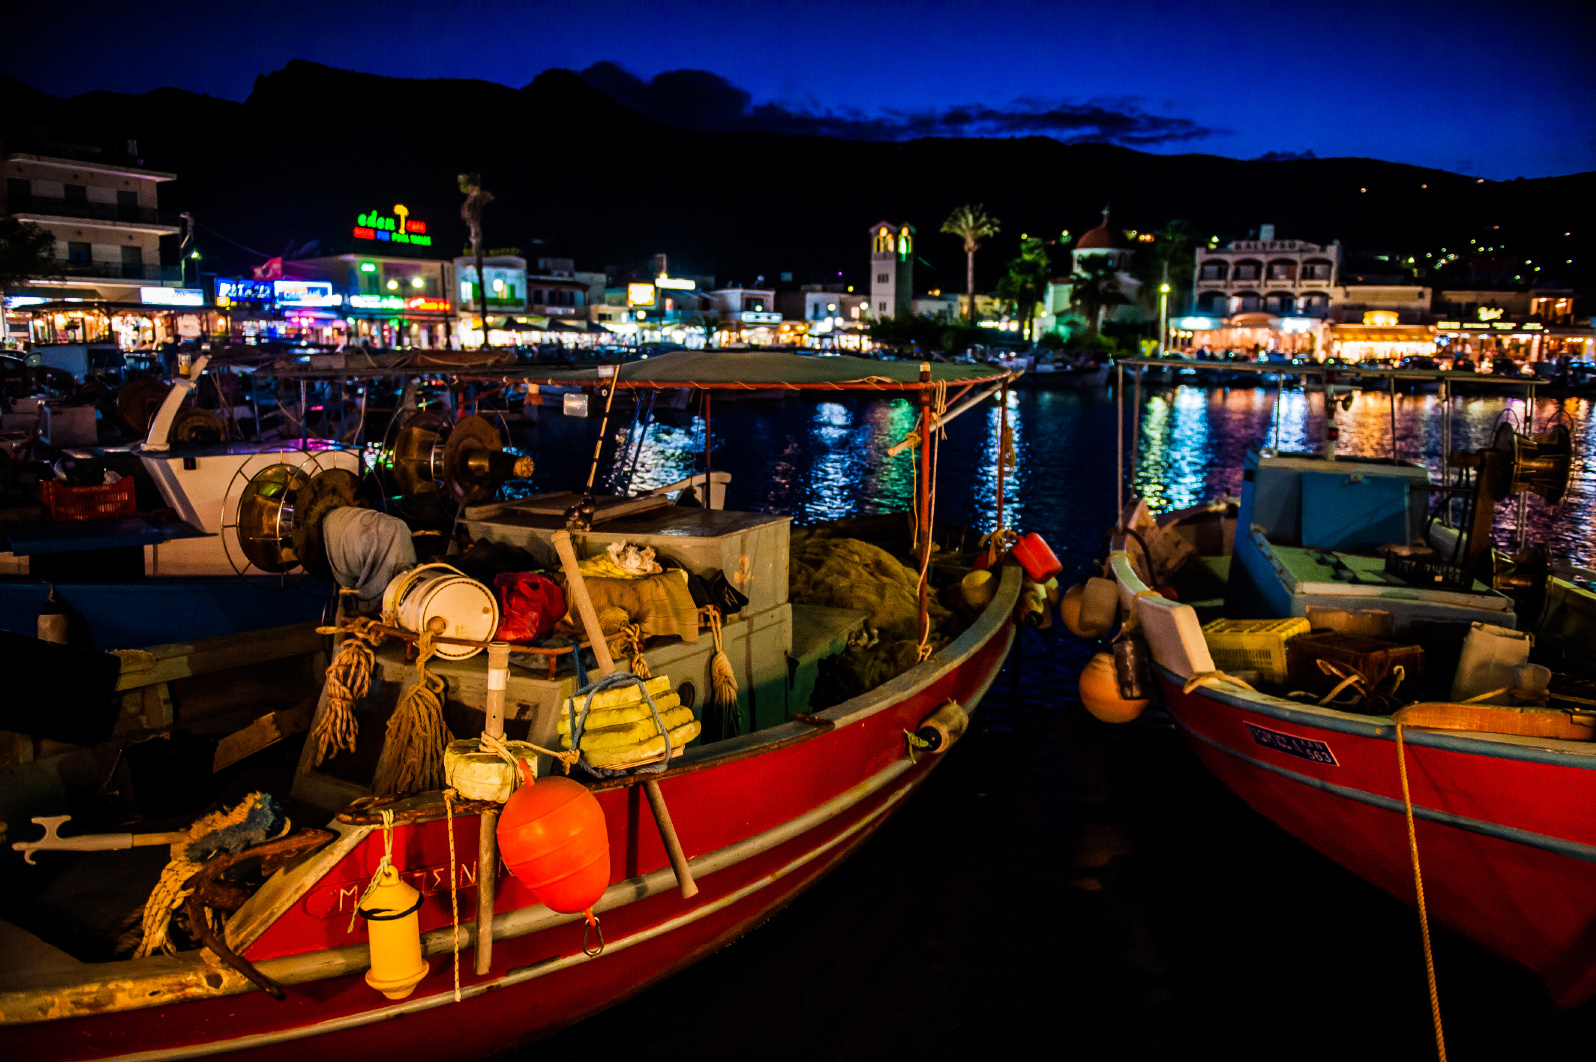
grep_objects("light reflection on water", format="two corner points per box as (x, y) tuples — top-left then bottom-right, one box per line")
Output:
(507, 383), (1596, 572)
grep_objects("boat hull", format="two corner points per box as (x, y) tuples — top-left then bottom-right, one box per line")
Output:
(5, 584), (1017, 1060)
(1158, 670), (1596, 1007)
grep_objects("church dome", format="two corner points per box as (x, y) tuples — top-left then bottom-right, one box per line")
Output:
(1075, 214), (1125, 251)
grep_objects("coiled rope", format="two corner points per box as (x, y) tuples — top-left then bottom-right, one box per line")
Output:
(312, 617), (383, 765)
(1396, 723), (1447, 1061)
(702, 606), (742, 736)
(372, 632), (453, 798)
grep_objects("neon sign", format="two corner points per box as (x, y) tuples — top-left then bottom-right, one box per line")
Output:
(354, 204), (432, 246)
(349, 294), (407, 310)
(273, 281), (340, 307)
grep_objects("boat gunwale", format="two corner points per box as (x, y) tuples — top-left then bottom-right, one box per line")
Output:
(0, 568), (1022, 1026)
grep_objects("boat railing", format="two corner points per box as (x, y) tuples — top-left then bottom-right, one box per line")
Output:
(1113, 356), (1552, 390)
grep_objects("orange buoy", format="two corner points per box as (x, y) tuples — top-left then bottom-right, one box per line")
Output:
(1078, 651), (1148, 723)
(497, 773), (610, 915)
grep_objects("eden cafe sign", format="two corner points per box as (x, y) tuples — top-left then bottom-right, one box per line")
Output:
(354, 204), (432, 247)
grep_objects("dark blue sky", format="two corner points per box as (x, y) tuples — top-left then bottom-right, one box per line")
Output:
(12, 0), (1594, 179)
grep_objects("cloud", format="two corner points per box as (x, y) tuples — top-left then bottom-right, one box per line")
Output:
(580, 62), (1218, 148)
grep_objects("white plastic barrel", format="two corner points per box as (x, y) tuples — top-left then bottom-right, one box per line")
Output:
(382, 563), (499, 660)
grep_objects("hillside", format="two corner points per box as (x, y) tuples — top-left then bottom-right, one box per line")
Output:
(4, 60), (1591, 294)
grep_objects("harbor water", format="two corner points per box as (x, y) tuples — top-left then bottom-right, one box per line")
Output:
(511, 381), (1596, 1058)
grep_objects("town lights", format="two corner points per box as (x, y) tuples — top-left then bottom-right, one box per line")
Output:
(411, 277), (424, 289)
(360, 262), (377, 273)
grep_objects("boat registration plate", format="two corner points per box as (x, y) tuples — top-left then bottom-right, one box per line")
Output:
(1245, 722), (1338, 766)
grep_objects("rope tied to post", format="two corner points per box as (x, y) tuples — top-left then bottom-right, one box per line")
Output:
(348, 809), (397, 934)
(1181, 670), (1257, 695)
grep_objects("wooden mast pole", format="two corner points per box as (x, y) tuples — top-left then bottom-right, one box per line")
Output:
(917, 363), (933, 647)
(995, 376), (1009, 534)
(474, 640), (510, 975)
(550, 530), (698, 899)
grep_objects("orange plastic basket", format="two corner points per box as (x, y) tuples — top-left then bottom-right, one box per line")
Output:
(40, 478), (137, 522)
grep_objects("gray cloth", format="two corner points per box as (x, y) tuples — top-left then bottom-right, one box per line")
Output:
(323, 506), (417, 608)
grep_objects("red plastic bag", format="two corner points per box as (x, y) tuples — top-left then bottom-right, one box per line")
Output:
(493, 572), (567, 643)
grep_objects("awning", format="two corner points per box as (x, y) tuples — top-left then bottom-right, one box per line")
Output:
(256, 348), (1011, 389)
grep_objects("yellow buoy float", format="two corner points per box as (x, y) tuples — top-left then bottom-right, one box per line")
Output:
(358, 864), (429, 1000)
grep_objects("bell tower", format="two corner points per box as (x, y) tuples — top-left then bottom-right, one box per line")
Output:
(868, 221), (915, 319)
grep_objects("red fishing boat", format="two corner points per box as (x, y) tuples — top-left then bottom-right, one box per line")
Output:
(1089, 357), (1596, 1009)
(1, 353), (1032, 1060)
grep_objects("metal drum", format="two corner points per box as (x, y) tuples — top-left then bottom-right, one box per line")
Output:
(381, 563), (499, 660)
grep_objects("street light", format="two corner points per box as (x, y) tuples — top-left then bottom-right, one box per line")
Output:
(1158, 271), (1171, 356)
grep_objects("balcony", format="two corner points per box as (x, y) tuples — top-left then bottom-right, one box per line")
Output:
(41, 258), (184, 283)
(9, 195), (171, 227)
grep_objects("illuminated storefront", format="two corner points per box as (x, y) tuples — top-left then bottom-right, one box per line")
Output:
(285, 254), (453, 349)
(1167, 313), (1324, 357)
(1327, 312), (1435, 362)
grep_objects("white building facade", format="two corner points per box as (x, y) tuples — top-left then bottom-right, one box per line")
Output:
(1192, 225), (1341, 318)
(868, 221), (915, 319)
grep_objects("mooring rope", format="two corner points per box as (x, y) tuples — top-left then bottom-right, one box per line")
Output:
(1395, 723), (1447, 1062)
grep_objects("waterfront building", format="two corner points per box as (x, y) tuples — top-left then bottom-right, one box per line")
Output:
(1432, 288), (1592, 362)
(287, 253), (452, 349)
(3, 145), (194, 348)
(708, 286), (780, 346)
(868, 222), (915, 319)
(1192, 225), (1340, 318)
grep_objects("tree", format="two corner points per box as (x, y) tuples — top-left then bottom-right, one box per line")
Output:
(941, 204), (1000, 324)
(0, 218), (56, 295)
(0, 219), (56, 350)
(994, 235), (1050, 341)
(458, 173), (495, 348)
(687, 310), (721, 348)
(1069, 256), (1126, 336)
(1134, 218), (1195, 317)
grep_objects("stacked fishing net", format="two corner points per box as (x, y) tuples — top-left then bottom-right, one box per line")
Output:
(789, 531), (950, 702)
(558, 675), (702, 770)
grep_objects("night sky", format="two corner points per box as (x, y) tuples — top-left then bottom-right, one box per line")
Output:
(11, 0), (1595, 180)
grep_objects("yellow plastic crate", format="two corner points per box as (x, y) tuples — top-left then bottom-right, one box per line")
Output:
(1201, 617), (1311, 684)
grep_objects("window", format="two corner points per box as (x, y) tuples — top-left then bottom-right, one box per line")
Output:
(1197, 291), (1225, 313)
(6, 177), (29, 208)
(879, 301), (887, 313)
(1300, 294), (1329, 316)
(117, 190), (138, 218)
(1199, 263), (1226, 281)
(877, 273), (889, 284)
(1267, 261), (1296, 280)
(1302, 260), (1332, 280)
(121, 245), (143, 279)
(873, 228), (895, 254)
(1234, 292), (1261, 312)
(67, 241), (91, 263)
(64, 184), (87, 203)
(1264, 292), (1294, 314)
(1233, 260), (1261, 281)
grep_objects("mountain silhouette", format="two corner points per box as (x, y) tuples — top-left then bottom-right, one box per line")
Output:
(4, 60), (1591, 295)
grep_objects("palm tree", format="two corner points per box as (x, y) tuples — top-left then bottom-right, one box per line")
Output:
(1069, 256), (1126, 336)
(458, 173), (495, 348)
(941, 204), (1000, 324)
(995, 235), (1050, 341)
